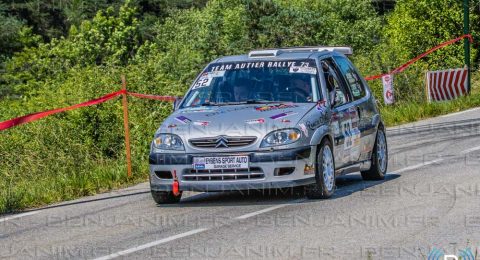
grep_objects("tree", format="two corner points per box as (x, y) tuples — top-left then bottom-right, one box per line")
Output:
(0, 3), (26, 61)
(384, 0), (478, 69)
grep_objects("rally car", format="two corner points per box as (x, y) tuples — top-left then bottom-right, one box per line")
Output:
(149, 46), (388, 204)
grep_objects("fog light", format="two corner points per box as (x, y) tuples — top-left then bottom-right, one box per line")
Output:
(274, 167), (295, 176)
(304, 164), (315, 175)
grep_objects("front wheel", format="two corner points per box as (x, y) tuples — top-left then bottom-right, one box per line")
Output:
(306, 138), (336, 199)
(361, 127), (388, 180)
(151, 190), (182, 204)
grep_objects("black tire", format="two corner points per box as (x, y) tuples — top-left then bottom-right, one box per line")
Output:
(306, 138), (336, 199)
(361, 127), (388, 180)
(151, 190), (182, 204)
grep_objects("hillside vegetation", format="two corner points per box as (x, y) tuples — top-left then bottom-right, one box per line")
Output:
(0, 0), (479, 213)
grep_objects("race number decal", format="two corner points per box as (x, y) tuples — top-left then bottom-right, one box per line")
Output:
(343, 120), (353, 149)
(342, 119), (361, 150)
(332, 122), (340, 136)
(193, 73), (213, 89)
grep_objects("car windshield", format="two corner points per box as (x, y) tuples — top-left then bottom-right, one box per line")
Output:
(181, 59), (320, 108)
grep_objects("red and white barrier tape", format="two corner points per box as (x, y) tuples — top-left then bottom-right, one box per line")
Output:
(0, 90), (176, 131)
(365, 34), (473, 81)
(1, 34), (474, 131)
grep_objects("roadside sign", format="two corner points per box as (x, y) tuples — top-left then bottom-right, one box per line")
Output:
(382, 74), (394, 105)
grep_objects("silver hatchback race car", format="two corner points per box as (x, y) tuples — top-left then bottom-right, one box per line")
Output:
(149, 47), (388, 204)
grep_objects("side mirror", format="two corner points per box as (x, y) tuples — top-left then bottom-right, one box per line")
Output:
(173, 97), (183, 111)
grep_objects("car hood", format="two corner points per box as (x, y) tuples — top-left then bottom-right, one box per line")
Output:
(158, 103), (316, 140)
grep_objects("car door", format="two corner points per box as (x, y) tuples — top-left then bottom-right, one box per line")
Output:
(320, 57), (355, 169)
(333, 55), (375, 163)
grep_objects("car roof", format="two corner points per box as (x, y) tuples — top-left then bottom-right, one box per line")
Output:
(214, 46), (352, 63)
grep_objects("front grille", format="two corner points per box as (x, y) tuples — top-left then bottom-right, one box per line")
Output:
(182, 167), (264, 181)
(189, 136), (257, 148)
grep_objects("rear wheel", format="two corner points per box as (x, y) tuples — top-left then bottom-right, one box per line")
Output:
(151, 190), (182, 204)
(306, 139), (335, 199)
(361, 127), (388, 180)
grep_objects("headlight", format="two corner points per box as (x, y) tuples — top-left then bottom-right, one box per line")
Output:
(153, 134), (185, 151)
(261, 129), (301, 147)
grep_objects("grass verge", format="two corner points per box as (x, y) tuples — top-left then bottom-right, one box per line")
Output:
(381, 92), (480, 126)
(0, 161), (148, 214)
(1, 90), (479, 214)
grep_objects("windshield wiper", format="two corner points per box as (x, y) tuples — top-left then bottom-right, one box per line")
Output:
(200, 102), (220, 106)
(244, 99), (278, 104)
(199, 100), (277, 106)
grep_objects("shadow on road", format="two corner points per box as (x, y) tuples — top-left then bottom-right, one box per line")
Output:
(160, 173), (401, 208)
(16, 173), (400, 212)
(17, 190), (150, 214)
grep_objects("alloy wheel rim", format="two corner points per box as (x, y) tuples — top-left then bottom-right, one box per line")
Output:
(322, 145), (335, 191)
(377, 130), (387, 173)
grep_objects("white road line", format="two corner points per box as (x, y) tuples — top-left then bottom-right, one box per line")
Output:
(439, 107), (480, 118)
(92, 199), (306, 260)
(92, 228), (208, 260)
(390, 159), (445, 175)
(0, 211), (40, 223)
(235, 199), (306, 220)
(89, 144), (480, 260)
(390, 145), (480, 175)
(461, 145), (480, 154)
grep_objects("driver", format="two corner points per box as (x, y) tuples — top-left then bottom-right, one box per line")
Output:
(291, 77), (312, 102)
(233, 79), (251, 102)
(322, 61), (338, 106)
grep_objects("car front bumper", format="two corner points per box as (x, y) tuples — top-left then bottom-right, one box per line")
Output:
(149, 146), (317, 192)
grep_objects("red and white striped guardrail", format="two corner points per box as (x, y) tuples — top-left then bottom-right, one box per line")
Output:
(426, 67), (469, 102)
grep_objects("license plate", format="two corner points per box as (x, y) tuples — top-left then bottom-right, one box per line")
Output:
(193, 156), (249, 170)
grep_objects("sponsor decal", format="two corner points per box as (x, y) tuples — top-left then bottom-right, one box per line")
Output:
(181, 106), (214, 113)
(209, 60), (316, 72)
(332, 112), (341, 120)
(175, 116), (192, 124)
(270, 111), (297, 120)
(347, 107), (357, 116)
(289, 66), (317, 75)
(210, 70), (225, 78)
(316, 100), (327, 113)
(305, 118), (327, 130)
(299, 123), (308, 137)
(205, 106), (250, 117)
(193, 121), (209, 126)
(280, 119), (291, 123)
(332, 122), (340, 135)
(167, 124), (177, 128)
(245, 118), (265, 124)
(193, 156), (249, 170)
(255, 103), (298, 112)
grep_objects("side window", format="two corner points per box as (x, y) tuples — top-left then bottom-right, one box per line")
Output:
(321, 58), (351, 107)
(334, 56), (366, 100)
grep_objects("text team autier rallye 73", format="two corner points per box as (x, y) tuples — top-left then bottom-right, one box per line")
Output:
(148, 46), (388, 204)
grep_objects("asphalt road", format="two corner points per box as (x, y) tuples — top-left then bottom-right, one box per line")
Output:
(1, 108), (480, 260)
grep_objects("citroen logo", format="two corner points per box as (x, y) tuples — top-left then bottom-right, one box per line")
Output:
(215, 136), (229, 148)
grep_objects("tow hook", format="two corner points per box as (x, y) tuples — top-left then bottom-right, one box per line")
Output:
(172, 170), (180, 196)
